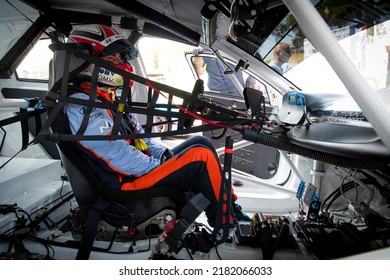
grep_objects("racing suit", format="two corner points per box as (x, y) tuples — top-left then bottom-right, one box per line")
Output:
(65, 91), (230, 226)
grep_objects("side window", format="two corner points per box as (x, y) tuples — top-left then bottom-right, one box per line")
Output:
(137, 37), (198, 132)
(191, 54), (270, 103)
(242, 72), (269, 103)
(137, 37), (196, 92)
(191, 55), (244, 97)
(16, 39), (52, 81)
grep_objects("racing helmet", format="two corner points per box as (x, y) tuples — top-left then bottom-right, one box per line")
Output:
(68, 24), (137, 87)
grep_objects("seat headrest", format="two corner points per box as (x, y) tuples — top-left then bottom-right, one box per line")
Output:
(48, 43), (92, 90)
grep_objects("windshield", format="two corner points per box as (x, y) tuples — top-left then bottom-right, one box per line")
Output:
(257, 0), (390, 93)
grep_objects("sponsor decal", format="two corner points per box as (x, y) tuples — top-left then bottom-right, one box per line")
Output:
(102, 35), (126, 46)
(98, 68), (123, 85)
(99, 121), (112, 133)
(79, 106), (97, 114)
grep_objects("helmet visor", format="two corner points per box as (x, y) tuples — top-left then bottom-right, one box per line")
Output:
(100, 39), (138, 62)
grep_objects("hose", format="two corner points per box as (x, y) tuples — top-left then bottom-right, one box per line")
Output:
(242, 128), (389, 170)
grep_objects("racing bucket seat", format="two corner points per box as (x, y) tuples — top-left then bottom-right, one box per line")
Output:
(44, 42), (182, 259)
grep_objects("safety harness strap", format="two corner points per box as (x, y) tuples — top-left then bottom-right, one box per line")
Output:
(74, 66), (100, 139)
(76, 198), (111, 260)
